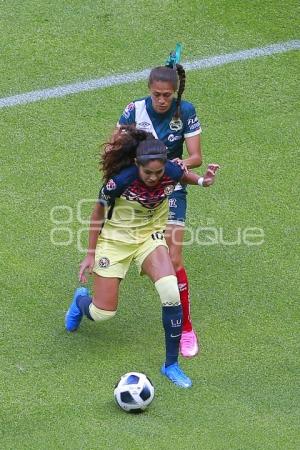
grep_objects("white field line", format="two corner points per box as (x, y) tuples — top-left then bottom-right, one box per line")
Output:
(0, 40), (299, 109)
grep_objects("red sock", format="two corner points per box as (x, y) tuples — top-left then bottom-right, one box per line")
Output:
(176, 267), (193, 332)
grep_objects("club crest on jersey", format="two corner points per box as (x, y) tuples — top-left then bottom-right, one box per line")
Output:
(99, 257), (110, 268)
(106, 179), (116, 191)
(164, 185), (175, 196)
(169, 118), (183, 131)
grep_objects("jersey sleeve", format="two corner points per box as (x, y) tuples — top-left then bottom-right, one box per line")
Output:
(164, 160), (185, 182)
(98, 166), (138, 206)
(182, 103), (202, 138)
(118, 102), (136, 125)
(98, 178), (121, 207)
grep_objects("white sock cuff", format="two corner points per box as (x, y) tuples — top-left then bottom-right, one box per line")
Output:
(89, 304), (117, 321)
(154, 275), (180, 306)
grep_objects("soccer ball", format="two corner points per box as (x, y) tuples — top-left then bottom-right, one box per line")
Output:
(114, 372), (155, 412)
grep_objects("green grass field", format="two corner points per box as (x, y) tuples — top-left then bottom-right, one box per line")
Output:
(1, 1), (299, 449)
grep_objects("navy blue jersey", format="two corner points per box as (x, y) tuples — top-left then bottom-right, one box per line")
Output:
(99, 160), (184, 210)
(118, 97), (201, 160)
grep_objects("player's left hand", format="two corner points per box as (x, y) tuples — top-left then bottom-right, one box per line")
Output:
(203, 163), (220, 186)
(172, 158), (189, 174)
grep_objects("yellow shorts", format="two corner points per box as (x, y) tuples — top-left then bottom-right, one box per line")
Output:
(93, 232), (168, 279)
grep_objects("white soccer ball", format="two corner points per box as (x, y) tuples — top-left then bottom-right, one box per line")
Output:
(114, 372), (155, 412)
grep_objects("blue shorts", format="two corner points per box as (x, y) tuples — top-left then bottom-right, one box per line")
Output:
(167, 188), (187, 227)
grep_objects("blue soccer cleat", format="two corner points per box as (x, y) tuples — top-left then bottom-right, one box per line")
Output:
(161, 362), (192, 388)
(65, 287), (89, 332)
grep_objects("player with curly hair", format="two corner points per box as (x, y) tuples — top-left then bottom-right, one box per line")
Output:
(65, 126), (219, 388)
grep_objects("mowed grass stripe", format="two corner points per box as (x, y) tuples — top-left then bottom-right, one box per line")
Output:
(0, 40), (299, 108)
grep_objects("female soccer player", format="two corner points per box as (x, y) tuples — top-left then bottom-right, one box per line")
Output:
(65, 126), (219, 388)
(118, 62), (203, 357)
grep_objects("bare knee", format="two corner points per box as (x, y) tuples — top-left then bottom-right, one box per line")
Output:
(168, 248), (184, 272)
(165, 226), (185, 272)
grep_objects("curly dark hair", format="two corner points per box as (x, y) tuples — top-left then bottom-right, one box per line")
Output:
(101, 125), (166, 182)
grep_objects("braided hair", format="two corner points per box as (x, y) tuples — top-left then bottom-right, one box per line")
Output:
(174, 63), (186, 119)
(148, 63), (186, 120)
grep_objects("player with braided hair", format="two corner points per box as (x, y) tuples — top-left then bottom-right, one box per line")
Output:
(118, 45), (203, 358)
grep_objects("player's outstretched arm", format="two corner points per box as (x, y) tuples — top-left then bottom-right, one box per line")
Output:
(181, 163), (220, 187)
(79, 203), (105, 283)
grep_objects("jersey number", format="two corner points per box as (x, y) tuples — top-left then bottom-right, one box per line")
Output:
(151, 231), (165, 241)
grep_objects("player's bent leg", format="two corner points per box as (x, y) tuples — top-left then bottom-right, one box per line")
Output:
(88, 275), (119, 321)
(65, 276), (120, 332)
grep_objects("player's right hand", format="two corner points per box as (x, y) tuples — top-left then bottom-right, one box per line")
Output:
(79, 254), (95, 283)
(172, 158), (189, 174)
